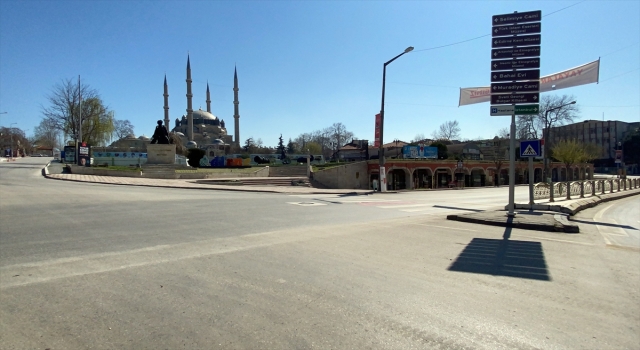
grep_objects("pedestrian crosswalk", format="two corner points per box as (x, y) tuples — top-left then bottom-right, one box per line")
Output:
(287, 194), (490, 215)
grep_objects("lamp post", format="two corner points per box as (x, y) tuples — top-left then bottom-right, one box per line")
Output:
(544, 100), (576, 202)
(10, 122), (17, 160)
(378, 46), (413, 192)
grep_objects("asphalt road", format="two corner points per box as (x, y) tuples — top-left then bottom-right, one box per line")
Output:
(573, 195), (640, 250)
(1, 158), (639, 349)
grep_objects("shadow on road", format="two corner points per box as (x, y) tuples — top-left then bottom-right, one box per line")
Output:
(433, 205), (484, 212)
(448, 219), (551, 281)
(569, 218), (638, 231)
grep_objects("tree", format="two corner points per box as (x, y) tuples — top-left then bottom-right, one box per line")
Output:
(432, 120), (461, 141)
(113, 119), (135, 140)
(0, 126), (29, 156)
(551, 139), (589, 199)
(33, 118), (60, 150)
(517, 94), (579, 141)
(41, 78), (115, 145)
(243, 137), (255, 153)
(81, 99), (115, 146)
(429, 142), (448, 160)
(411, 133), (426, 143)
(496, 127), (510, 139)
(293, 122), (356, 158)
(304, 141), (322, 155)
(286, 138), (296, 154)
(276, 134), (286, 158)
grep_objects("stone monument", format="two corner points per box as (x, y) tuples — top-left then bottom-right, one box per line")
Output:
(147, 120), (176, 164)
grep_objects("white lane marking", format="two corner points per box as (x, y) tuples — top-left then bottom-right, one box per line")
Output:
(0, 221), (376, 289)
(286, 202), (327, 206)
(594, 203), (615, 220)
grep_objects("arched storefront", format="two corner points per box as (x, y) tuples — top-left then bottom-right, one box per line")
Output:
(434, 168), (453, 188)
(388, 168), (409, 190)
(469, 168), (486, 187)
(413, 168), (433, 189)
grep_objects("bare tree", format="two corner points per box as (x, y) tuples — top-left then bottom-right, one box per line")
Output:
(41, 78), (114, 145)
(113, 119), (135, 140)
(33, 118), (60, 149)
(411, 133), (426, 143)
(517, 94), (579, 141)
(496, 127), (510, 139)
(433, 120), (461, 141)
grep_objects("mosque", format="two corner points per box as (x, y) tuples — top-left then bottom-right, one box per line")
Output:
(165, 55), (241, 149)
(110, 55), (241, 153)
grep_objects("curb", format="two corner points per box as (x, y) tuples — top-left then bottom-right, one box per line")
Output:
(446, 213), (569, 233)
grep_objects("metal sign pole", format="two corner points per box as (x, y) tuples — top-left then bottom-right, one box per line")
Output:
(528, 156), (534, 207)
(508, 112), (516, 216)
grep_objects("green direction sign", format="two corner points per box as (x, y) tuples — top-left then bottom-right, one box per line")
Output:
(514, 104), (539, 115)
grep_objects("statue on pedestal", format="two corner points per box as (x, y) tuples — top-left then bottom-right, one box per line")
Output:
(151, 120), (170, 144)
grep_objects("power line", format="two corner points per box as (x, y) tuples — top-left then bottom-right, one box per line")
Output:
(412, 0), (587, 53)
(599, 68), (640, 83)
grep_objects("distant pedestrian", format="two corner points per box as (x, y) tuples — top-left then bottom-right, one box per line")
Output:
(494, 174), (499, 187)
(373, 178), (379, 191)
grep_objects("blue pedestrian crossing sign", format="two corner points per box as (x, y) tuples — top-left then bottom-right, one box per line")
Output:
(520, 140), (541, 157)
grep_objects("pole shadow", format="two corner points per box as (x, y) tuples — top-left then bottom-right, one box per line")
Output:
(448, 217), (551, 281)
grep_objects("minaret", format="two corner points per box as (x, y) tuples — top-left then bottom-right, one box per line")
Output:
(186, 54), (194, 141)
(233, 66), (240, 147)
(163, 75), (170, 132)
(206, 81), (211, 113)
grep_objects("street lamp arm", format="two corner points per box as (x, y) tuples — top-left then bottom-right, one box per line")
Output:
(384, 46), (414, 66)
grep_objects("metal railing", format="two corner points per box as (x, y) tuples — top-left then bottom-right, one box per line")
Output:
(533, 178), (639, 200)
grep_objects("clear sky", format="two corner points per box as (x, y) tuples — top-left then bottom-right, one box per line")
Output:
(1, 0), (638, 147)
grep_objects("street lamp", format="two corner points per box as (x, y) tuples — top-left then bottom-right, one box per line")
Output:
(378, 46), (413, 192)
(10, 122), (17, 160)
(543, 100), (576, 202)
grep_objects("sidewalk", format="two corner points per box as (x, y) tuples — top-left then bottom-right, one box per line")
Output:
(44, 173), (374, 195)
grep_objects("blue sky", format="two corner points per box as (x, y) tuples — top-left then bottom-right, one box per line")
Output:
(1, 0), (638, 147)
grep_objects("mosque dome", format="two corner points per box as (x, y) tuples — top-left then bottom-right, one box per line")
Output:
(138, 135), (150, 141)
(186, 141), (198, 149)
(174, 132), (185, 137)
(193, 108), (218, 121)
(211, 139), (225, 145)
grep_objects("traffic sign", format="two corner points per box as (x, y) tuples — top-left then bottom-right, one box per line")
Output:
(491, 81), (540, 93)
(490, 104), (540, 116)
(491, 69), (540, 82)
(491, 93), (539, 105)
(520, 140), (541, 157)
(492, 22), (541, 37)
(490, 105), (515, 116)
(514, 104), (539, 114)
(492, 34), (541, 48)
(492, 46), (540, 59)
(492, 58), (540, 71)
(493, 11), (541, 26)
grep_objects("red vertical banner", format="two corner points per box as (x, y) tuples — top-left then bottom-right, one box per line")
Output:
(374, 113), (381, 147)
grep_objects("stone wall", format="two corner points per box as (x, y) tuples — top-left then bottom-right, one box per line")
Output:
(313, 162), (369, 189)
(68, 165), (142, 177)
